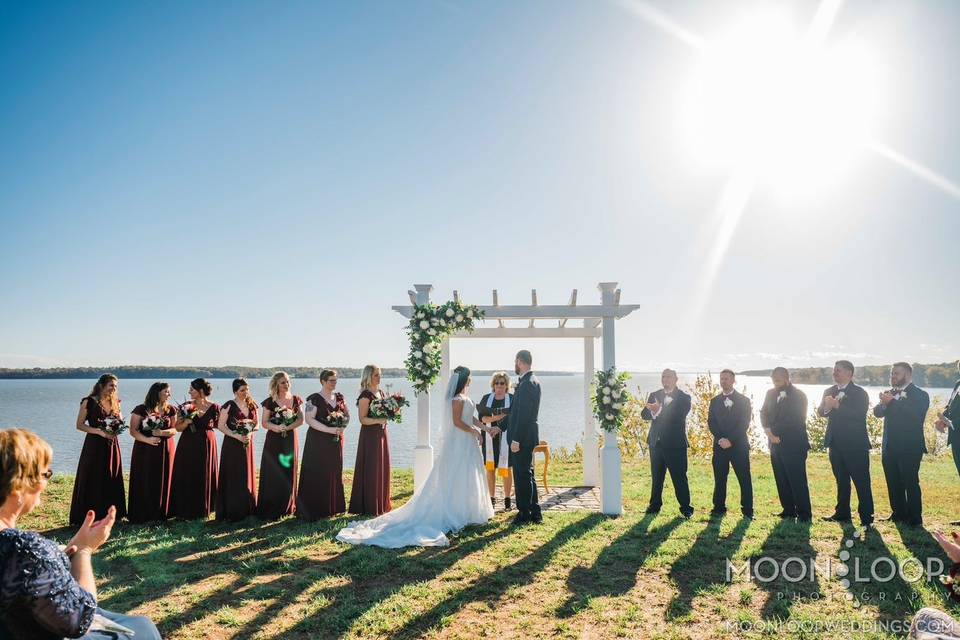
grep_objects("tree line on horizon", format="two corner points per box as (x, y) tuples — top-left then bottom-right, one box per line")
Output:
(0, 366), (578, 380)
(740, 361), (960, 388)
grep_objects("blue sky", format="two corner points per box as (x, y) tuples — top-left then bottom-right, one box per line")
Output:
(1, 0), (958, 373)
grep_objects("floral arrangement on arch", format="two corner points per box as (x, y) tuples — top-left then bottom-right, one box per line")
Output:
(405, 301), (484, 394)
(593, 368), (632, 432)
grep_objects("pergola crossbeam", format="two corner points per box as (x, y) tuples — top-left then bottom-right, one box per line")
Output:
(391, 304), (640, 321)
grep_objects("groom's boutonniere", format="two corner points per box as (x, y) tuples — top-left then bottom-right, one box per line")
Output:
(899, 391), (907, 400)
(723, 397), (734, 408)
(777, 391), (787, 403)
(837, 391), (846, 401)
(663, 395), (674, 406)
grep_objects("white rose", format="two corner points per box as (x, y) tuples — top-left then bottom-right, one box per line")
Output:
(613, 403), (622, 410)
(612, 390), (621, 399)
(602, 396), (611, 405)
(431, 318), (439, 325)
(419, 320), (430, 329)
(605, 413), (614, 421)
(413, 351), (422, 358)
(416, 311), (425, 319)
(467, 309), (474, 318)
(455, 314), (464, 322)
(427, 328), (437, 336)
(445, 308), (454, 317)
(602, 386), (611, 395)
(439, 318), (447, 327)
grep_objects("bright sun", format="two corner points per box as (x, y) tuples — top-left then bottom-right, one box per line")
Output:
(683, 15), (883, 189)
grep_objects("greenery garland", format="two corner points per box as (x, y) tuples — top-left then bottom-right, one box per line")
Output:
(593, 367), (631, 432)
(405, 301), (484, 394)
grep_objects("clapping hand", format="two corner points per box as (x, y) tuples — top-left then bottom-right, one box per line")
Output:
(66, 506), (116, 556)
(879, 391), (895, 406)
(823, 395), (841, 411)
(933, 531), (960, 564)
(718, 437), (732, 449)
(645, 400), (661, 414)
(510, 440), (520, 453)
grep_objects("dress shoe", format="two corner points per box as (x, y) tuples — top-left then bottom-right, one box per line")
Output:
(680, 508), (694, 519)
(709, 509), (727, 518)
(645, 506), (661, 515)
(776, 511), (797, 519)
(512, 512), (530, 526)
(822, 514), (852, 523)
(796, 517), (812, 524)
(742, 511), (754, 520)
(879, 515), (903, 523)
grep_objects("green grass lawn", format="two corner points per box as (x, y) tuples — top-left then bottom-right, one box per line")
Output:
(24, 454), (960, 639)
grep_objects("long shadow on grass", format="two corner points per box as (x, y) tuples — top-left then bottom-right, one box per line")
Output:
(556, 514), (681, 619)
(665, 516), (751, 621)
(354, 513), (607, 640)
(754, 518), (817, 620)
(838, 523), (930, 619)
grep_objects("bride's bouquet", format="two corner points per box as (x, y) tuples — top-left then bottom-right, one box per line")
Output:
(101, 416), (128, 437)
(269, 406), (299, 437)
(141, 413), (167, 436)
(368, 392), (409, 424)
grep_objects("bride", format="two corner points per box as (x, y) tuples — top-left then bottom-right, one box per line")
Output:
(336, 366), (498, 548)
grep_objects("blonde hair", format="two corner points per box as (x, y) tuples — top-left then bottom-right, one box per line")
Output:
(0, 429), (53, 505)
(490, 371), (510, 391)
(269, 371), (291, 403)
(360, 365), (380, 391)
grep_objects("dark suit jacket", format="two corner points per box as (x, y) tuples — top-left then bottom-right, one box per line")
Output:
(759, 384), (809, 452)
(708, 390), (752, 450)
(818, 383), (871, 451)
(873, 382), (929, 455)
(506, 372), (540, 451)
(641, 388), (691, 449)
(944, 380), (960, 446)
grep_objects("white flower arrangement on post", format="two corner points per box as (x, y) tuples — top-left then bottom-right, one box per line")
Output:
(405, 301), (484, 394)
(593, 367), (632, 432)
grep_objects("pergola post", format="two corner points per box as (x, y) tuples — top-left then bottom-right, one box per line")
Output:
(582, 335), (600, 486)
(413, 284), (434, 494)
(598, 282), (623, 515)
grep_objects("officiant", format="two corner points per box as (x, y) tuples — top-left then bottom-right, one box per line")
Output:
(477, 372), (514, 510)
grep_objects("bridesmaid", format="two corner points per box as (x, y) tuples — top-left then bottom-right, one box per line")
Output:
(298, 369), (348, 520)
(69, 373), (127, 525)
(216, 378), (259, 521)
(258, 371), (304, 520)
(478, 371), (514, 510)
(168, 378), (220, 520)
(127, 382), (178, 523)
(348, 364), (391, 516)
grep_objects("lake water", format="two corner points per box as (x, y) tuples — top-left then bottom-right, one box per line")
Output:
(0, 374), (953, 473)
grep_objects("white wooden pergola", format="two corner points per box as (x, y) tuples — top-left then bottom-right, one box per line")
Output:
(392, 282), (640, 515)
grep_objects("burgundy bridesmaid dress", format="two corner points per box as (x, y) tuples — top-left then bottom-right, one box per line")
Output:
(127, 404), (177, 523)
(348, 389), (391, 516)
(168, 403), (220, 519)
(297, 392), (346, 520)
(257, 396), (301, 520)
(69, 397), (127, 525)
(216, 400), (257, 521)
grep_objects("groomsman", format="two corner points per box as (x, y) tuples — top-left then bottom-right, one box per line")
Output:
(818, 360), (874, 527)
(935, 361), (960, 525)
(873, 362), (930, 526)
(708, 370), (753, 518)
(760, 367), (812, 522)
(641, 369), (694, 518)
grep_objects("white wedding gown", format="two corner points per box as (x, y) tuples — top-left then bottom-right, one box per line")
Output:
(336, 393), (494, 548)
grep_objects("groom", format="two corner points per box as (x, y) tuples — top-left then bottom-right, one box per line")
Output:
(508, 349), (542, 525)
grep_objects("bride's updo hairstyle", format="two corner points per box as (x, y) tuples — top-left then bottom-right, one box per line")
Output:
(452, 366), (471, 396)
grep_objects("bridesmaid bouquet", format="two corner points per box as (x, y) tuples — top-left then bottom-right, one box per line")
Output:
(368, 392), (410, 424)
(231, 419), (256, 449)
(269, 406), (298, 438)
(178, 402), (200, 432)
(326, 410), (348, 441)
(142, 413), (167, 436)
(101, 416), (128, 437)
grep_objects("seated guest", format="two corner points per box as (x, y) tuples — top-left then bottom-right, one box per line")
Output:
(874, 362), (930, 526)
(908, 531), (960, 638)
(0, 428), (161, 639)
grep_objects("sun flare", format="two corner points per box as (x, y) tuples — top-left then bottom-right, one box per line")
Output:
(683, 14), (883, 190)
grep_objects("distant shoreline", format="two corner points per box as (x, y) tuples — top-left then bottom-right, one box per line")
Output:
(0, 366), (578, 380)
